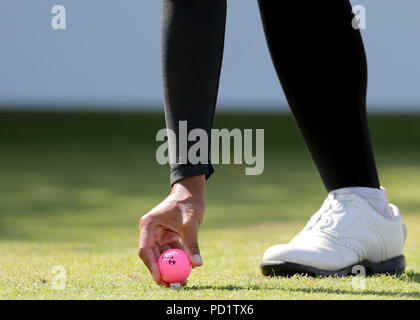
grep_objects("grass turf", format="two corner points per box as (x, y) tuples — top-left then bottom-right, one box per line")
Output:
(0, 112), (419, 300)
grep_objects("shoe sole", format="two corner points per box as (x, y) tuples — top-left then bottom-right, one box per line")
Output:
(260, 255), (405, 277)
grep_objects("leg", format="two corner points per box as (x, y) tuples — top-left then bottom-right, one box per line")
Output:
(258, 0), (379, 192)
(162, 0), (227, 185)
(258, 0), (406, 276)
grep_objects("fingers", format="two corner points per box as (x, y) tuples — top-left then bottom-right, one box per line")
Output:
(159, 244), (171, 253)
(139, 188), (205, 287)
(181, 221), (203, 268)
(138, 218), (164, 286)
(168, 240), (182, 250)
(153, 244), (161, 260)
(158, 231), (181, 247)
(158, 231), (182, 253)
(138, 245), (163, 285)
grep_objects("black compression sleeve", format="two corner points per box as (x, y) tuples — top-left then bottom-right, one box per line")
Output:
(162, 0), (227, 185)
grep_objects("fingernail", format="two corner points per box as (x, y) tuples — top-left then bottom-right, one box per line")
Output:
(192, 254), (203, 265)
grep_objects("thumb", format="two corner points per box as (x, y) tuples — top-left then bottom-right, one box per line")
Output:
(182, 224), (203, 267)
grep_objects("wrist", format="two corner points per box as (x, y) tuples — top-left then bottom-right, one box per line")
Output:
(171, 175), (206, 198)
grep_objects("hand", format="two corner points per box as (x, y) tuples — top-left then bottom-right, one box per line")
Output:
(138, 175), (206, 286)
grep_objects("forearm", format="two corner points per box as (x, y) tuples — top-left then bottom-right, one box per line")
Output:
(161, 0), (227, 185)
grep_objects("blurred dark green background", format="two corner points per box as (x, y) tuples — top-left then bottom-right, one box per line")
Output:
(1, 112), (419, 241)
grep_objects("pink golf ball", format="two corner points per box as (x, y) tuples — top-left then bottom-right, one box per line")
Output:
(158, 249), (191, 284)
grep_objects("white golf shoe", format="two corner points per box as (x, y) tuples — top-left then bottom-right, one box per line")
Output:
(261, 188), (407, 276)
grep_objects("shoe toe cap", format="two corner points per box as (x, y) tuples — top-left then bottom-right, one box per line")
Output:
(263, 244), (289, 262)
(262, 238), (359, 271)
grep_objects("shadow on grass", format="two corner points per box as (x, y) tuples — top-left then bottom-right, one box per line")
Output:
(183, 273), (420, 299)
(405, 271), (420, 284)
(284, 287), (420, 299)
(183, 284), (420, 299)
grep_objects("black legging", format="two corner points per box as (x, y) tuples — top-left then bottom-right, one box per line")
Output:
(162, 0), (380, 192)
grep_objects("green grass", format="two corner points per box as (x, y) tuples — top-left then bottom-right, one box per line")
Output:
(0, 112), (419, 300)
